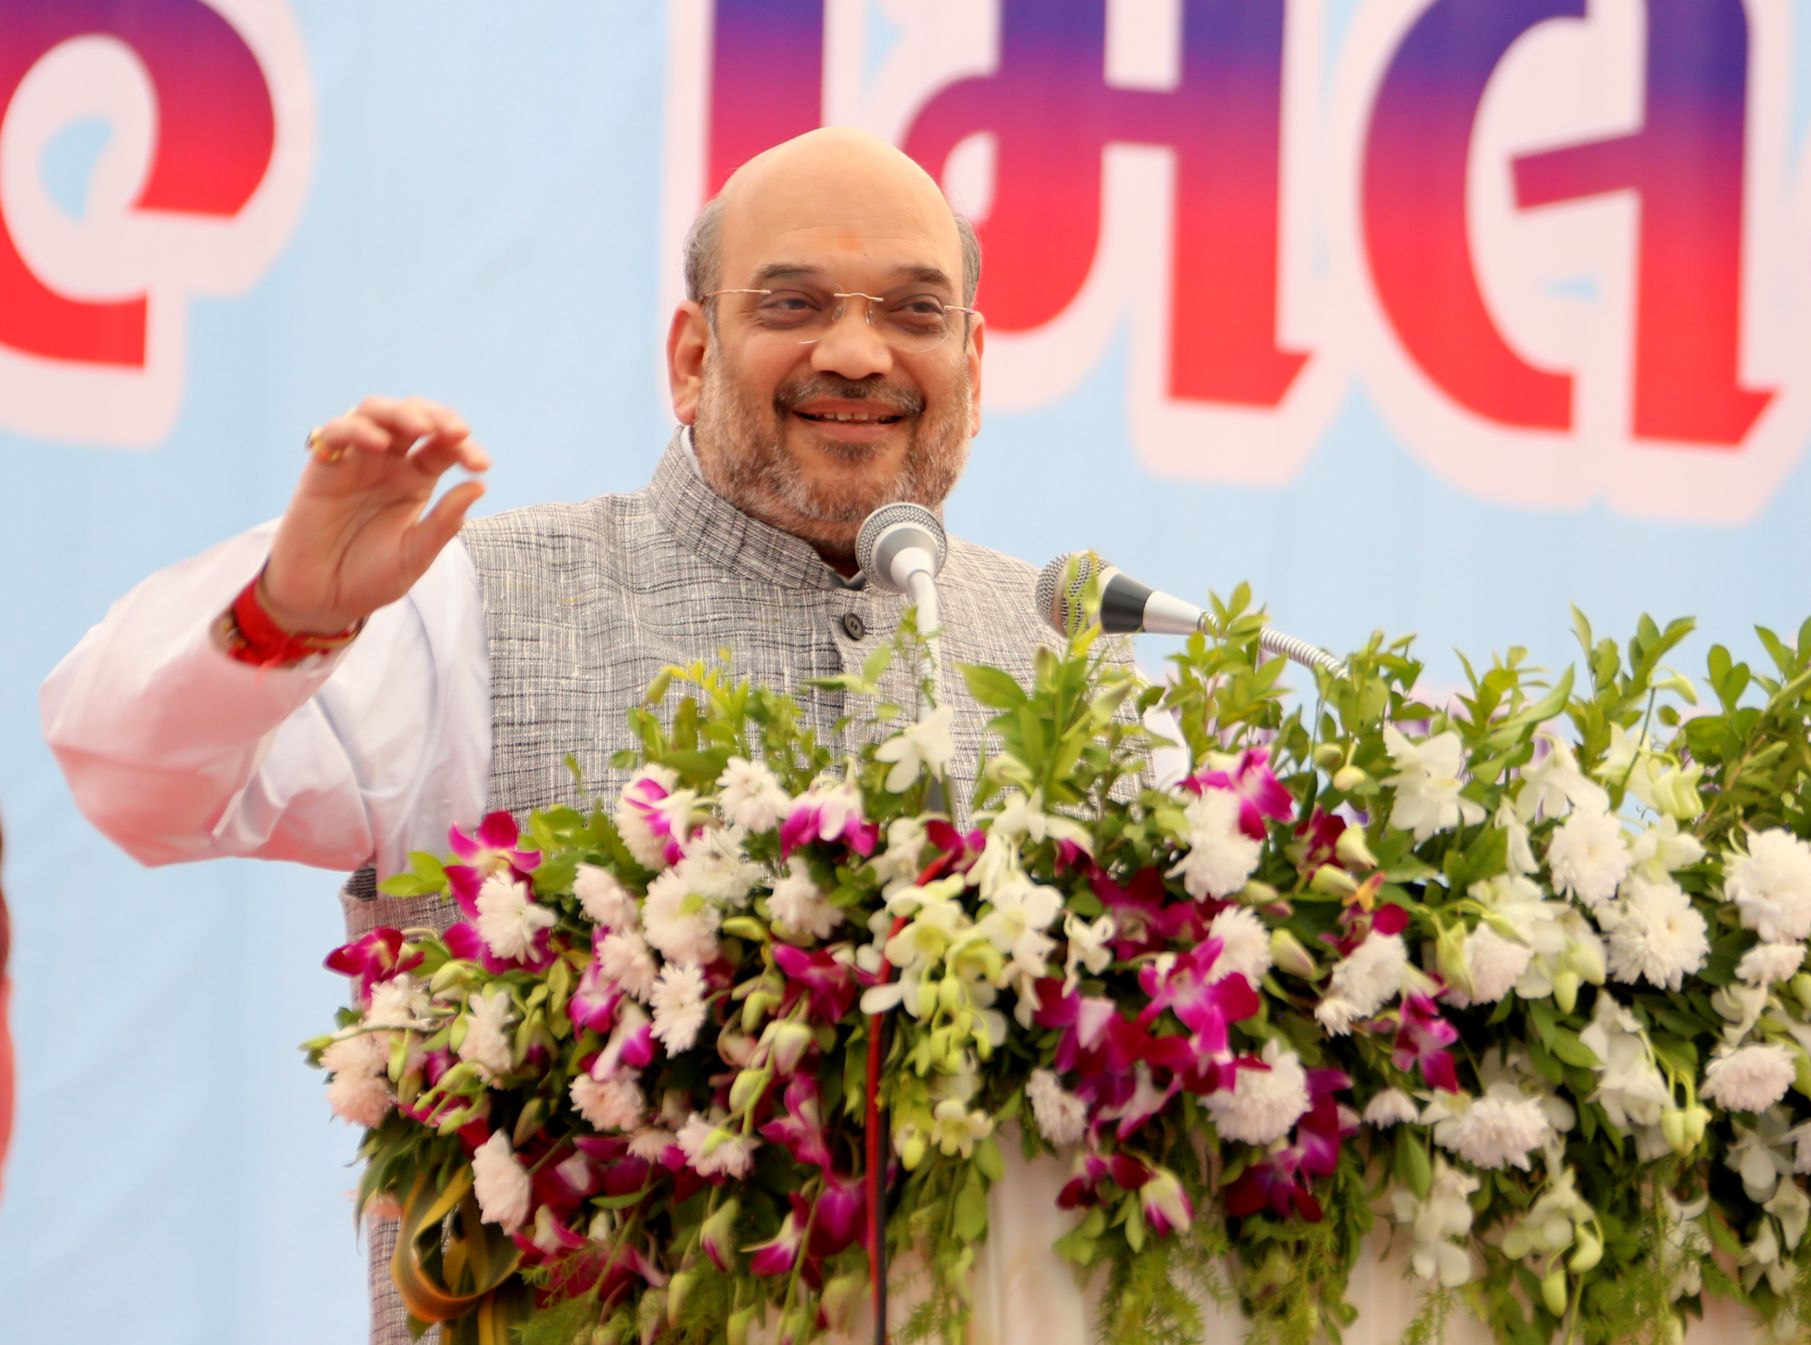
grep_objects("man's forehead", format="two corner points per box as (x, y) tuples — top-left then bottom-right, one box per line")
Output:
(716, 134), (962, 283)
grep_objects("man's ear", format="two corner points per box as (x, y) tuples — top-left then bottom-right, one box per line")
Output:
(668, 302), (709, 425)
(965, 318), (985, 439)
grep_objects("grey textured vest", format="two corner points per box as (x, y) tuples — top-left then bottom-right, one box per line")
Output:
(346, 438), (1096, 1344)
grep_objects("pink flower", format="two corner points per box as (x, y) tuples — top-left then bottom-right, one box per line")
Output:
(780, 782), (879, 859)
(568, 928), (624, 1034)
(1140, 1166), (1194, 1237)
(747, 1197), (806, 1276)
(773, 943), (858, 1023)
(1391, 992), (1460, 1093)
(1091, 865), (1210, 959)
(445, 811), (542, 909)
(1185, 748), (1293, 841)
(808, 1172), (865, 1257)
(1058, 1150), (1151, 1209)
(1136, 940), (1260, 1052)
(324, 928), (420, 1005)
(1224, 1068), (1353, 1222)
(760, 1076), (832, 1167)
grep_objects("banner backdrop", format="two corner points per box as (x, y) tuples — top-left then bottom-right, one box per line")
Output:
(1, 4), (1808, 1341)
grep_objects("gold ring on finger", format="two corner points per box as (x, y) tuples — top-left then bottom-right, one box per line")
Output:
(305, 427), (346, 464)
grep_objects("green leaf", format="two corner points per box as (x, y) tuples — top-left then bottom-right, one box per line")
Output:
(958, 663), (1028, 710)
(1395, 1130), (1432, 1202)
(1547, 1029), (1602, 1070)
(953, 1172), (988, 1242)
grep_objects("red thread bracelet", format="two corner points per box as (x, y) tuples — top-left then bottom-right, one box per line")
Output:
(218, 571), (364, 668)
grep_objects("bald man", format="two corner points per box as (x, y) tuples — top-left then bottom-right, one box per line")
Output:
(43, 129), (1116, 1344)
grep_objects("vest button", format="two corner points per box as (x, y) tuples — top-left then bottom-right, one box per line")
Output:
(840, 612), (867, 640)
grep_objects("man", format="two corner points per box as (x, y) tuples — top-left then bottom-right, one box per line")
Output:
(43, 129), (1110, 1344)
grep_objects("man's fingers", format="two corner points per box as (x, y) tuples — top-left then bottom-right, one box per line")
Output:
(403, 479), (487, 571)
(407, 433), (491, 479)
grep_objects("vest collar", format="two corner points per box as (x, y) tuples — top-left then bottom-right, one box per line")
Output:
(648, 428), (871, 591)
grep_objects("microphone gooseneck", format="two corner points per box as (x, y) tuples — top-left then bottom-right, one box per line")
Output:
(1035, 550), (1345, 676)
(855, 502), (950, 711)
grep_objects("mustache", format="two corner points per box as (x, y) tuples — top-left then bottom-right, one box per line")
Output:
(775, 376), (923, 418)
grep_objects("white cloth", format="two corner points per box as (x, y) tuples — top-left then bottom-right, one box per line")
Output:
(41, 523), (491, 878)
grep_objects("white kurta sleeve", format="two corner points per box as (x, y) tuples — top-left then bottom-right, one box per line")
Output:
(40, 523), (491, 877)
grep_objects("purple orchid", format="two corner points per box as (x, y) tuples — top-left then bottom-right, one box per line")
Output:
(1057, 1150), (1151, 1209)
(1140, 1166), (1194, 1237)
(569, 929), (623, 1034)
(619, 771), (698, 868)
(1391, 992), (1461, 1092)
(759, 1076), (832, 1168)
(700, 1199), (741, 1272)
(773, 943), (859, 1024)
(1185, 748), (1293, 841)
(324, 928), (420, 1005)
(1035, 983), (1149, 1079)
(1224, 1068), (1353, 1222)
(747, 1197), (807, 1276)
(779, 782), (879, 859)
(808, 1171), (865, 1258)
(1091, 865), (1211, 959)
(594, 1003), (657, 1077)
(445, 811), (542, 910)
(443, 917), (556, 976)
(1136, 939), (1260, 1051)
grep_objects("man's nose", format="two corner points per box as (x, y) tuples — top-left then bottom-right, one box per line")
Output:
(809, 296), (895, 381)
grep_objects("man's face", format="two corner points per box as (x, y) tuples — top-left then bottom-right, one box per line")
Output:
(676, 156), (982, 565)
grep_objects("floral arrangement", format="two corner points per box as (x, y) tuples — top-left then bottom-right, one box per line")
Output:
(307, 586), (1811, 1345)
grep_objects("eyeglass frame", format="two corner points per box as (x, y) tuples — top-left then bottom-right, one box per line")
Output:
(702, 285), (983, 352)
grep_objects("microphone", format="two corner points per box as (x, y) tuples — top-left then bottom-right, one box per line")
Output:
(855, 502), (947, 594)
(856, 503), (950, 717)
(1035, 551), (1344, 676)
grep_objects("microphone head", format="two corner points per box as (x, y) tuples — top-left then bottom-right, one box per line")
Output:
(1035, 550), (1104, 637)
(856, 502), (947, 592)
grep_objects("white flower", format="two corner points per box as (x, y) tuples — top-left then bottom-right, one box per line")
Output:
(1516, 732), (1608, 822)
(627, 1127), (677, 1163)
(1578, 992), (1669, 1131)
(641, 868), (722, 967)
(1629, 816), (1706, 882)
(471, 1131), (532, 1231)
(1738, 942), (1805, 987)
(1702, 1044), (1797, 1113)
(1602, 876), (1709, 992)
(676, 1111), (759, 1178)
(474, 874), (557, 961)
(1546, 807), (1631, 911)
(670, 833), (760, 907)
(1383, 727), (1485, 842)
(874, 704), (956, 792)
(1390, 1158), (1478, 1287)
(649, 962), (709, 1054)
(1207, 1041), (1310, 1145)
(1434, 1090), (1552, 1170)
(570, 1074), (646, 1132)
(1206, 906), (1273, 987)
(1726, 829), (1811, 944)
(768, 857), (845, 943)
(615, 766), (681, 870)
(716, 757), (791, 832)
(1496, 803), (1539, 876)
(1167, 789), (1262, 900)
(574, 864), (639, 931)
(457, 985), (516, 1079)
(1460, 925), (1533, 1005)
(1729, 1112), (1796, 1201)
(1363, 1088), (1419, 1129)
(985, 790), (1091, 850)
(866, 818), (929, 893)
(1315, 933), (1408, 1035)
(596, 930), (659, 1002)
(364, 977), (430, 1031)
(322, 1034), (392, 1128)
(1026, 1069), (1088, 1147)
(1063, 912), (1115, 994)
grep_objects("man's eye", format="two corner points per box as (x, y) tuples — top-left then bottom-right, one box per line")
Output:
(759, 292), (821, 314)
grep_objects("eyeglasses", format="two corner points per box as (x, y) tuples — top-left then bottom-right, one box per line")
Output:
(704, 286), (981, 354)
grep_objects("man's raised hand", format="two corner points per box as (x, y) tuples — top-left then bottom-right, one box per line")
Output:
(260, 396), (489, 634)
